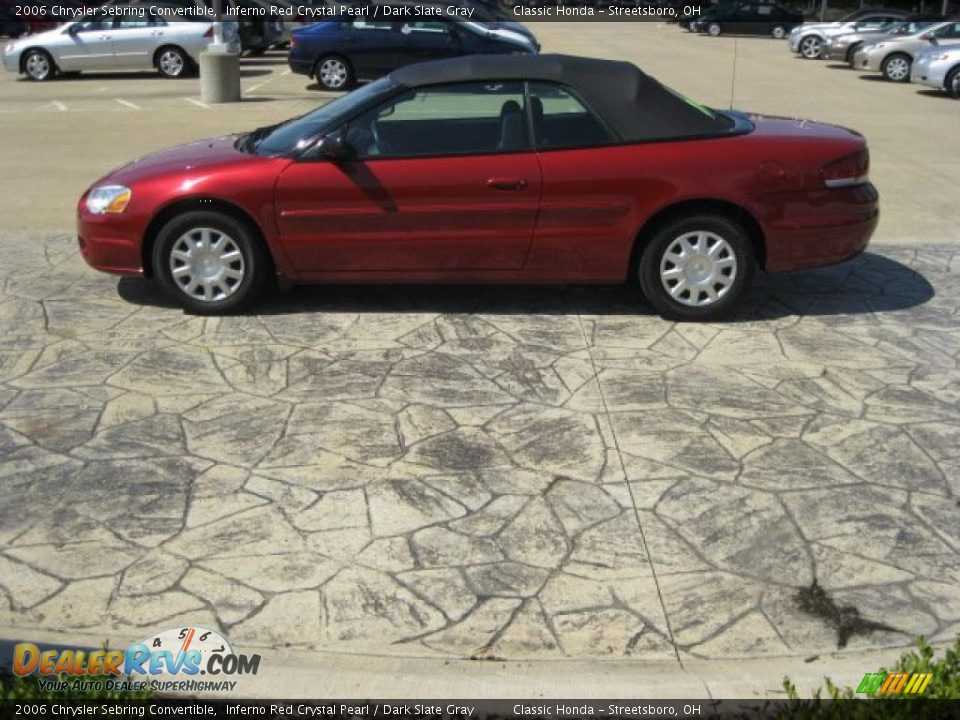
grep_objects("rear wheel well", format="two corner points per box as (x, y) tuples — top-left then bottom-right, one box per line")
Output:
(142, 198), (272, 278)
(630, 199), (767, 276)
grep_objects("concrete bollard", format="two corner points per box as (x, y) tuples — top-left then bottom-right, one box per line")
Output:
(199, 50), (241, 104)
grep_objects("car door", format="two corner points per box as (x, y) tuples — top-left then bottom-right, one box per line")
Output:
(110, 18), (165, 69)
(342, 19), (406, 78)
(729, 4), (756, 34)
(274, 81), (541, 274)
(56, 20), (115, 70)
(397, 21), (464, 66)
(931, 21), (960, 48)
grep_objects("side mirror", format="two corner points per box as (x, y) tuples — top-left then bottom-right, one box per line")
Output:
(315, 130), (353, 162)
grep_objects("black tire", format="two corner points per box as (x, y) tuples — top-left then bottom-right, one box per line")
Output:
(155, 45), (192, 79)
(845, 43), (861, 64)
(315, 54), (353, 91)
(771, 25), (786, 39)
(881, 53), (911, 83)
(638, 215), (756, 322)
(23, 48), (55, 81)
(152, 211), (269, 315)
(707, 23), (722, 37)
(945, 65), (960, 98)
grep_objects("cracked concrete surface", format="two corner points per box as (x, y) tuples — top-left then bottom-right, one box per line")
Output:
(1, 233), (959, 664)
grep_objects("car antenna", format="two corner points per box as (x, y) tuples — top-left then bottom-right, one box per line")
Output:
(729, 38), (738, 110)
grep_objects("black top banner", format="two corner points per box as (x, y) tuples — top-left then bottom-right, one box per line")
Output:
(2, 699), (960, 720)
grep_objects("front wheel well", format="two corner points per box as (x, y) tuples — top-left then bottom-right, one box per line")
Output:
(629, 199), (767, 276)
(141, 198), (272, 278)
(19, 47), (55, 73)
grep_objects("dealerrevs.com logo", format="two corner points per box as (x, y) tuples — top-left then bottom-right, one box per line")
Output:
(13, 626), (261, 693)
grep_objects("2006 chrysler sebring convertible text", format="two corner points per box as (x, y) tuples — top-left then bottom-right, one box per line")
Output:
(77, 54), (879, 321)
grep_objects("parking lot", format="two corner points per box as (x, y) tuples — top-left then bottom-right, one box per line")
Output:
(1, 21), (959, 695)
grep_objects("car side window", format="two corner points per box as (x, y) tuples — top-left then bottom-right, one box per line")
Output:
(352, 19), (395, 31)
(114, 19), (162, 28)
(527, 81), (615, 150)
(344, 81), (529, 158)
(935, 22), (960, 39)
(404, 21), (448, 34)
(74, 20), (111, 32)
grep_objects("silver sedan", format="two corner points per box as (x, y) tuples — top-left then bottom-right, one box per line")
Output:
(3, 18), (214, 81)
(911, 43), (960, 97)
(852, 20), (960, 82)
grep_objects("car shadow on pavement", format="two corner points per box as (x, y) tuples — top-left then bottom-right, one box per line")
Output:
(116, 251), (935, 320)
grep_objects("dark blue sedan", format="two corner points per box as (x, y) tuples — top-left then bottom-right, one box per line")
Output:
(289, 18), (538, 90)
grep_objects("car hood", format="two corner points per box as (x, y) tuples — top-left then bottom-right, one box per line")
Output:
(96, 136), (265, 186)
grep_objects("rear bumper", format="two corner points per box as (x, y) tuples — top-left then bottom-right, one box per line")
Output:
(763, 183), (879, 273)
(287, 54), (313, 76)
(823, 45), (851, 62)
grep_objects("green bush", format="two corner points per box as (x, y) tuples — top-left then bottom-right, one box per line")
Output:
(780, 635), (960, 719)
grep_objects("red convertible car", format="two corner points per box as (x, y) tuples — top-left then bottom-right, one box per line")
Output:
(77, 54), (878, 320)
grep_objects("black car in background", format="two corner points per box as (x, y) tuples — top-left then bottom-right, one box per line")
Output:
(693, 2), (804, 38)
(288, 16), (538, 90)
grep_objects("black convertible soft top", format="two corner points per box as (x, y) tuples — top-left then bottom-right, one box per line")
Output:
(390, 54), (731, 141)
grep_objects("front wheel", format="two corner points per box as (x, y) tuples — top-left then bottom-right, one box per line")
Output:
(881, 53), (911, 82)
(638, 215), (755, 322)
(153, 211), (269, 314)
(707, 23), (722, 37)
(947, 66), (960, 98)
(771, 25), (786, 39)
(799, 35), (822, 59)
(315, 55), (352, 91)
(24, 49), (55, 81)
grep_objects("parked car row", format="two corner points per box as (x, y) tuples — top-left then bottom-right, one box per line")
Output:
(787, 7), (960, 98)
(687, 2), (804, 38)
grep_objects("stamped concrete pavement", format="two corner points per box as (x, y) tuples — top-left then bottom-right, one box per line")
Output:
(1, 232), (959, 669)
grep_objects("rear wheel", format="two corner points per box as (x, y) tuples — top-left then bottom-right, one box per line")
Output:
(24, 49), (55, 81)
(153, 211), (269, 314)
(881, 53), (911, 82)
(799, 35), (822, 59)
(707, 23), (722, 37)
(315, 55), (352, 91)
(638, 215), (755, 322)
(156, 46), (191, 78)
(771, 25), (787, 39)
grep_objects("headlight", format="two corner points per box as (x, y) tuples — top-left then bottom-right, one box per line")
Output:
(86, 185), (132, 215)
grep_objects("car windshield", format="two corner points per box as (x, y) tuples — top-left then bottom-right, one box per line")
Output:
(250, 77), (397, 156)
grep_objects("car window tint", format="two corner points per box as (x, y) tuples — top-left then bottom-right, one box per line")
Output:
(756, 6), (772, 16)
(936, 22), (960, 38)
(345, 81), (529, 158)
(527, 81), (615, 150)
(74, 20), (111, 32)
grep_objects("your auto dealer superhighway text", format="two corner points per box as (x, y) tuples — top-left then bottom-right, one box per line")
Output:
(226, 705), (476, 716)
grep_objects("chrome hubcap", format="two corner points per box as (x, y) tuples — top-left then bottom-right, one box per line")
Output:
(886, 58), (908, 80)
(169, 228), (245, 303)
(160, 50), (184, 76)
(319, 59), (347, 88)
(709, 24), (720, 36)
(659, 231), (737, 308)
(773, 26), (785, 39)
(26, 54), (50, 79)
(800, 37), (820, 58)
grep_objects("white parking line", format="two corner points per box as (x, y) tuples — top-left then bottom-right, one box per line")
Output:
(245, 82), (266, 95)
(183, 97), (211, 109)
(281, 68), (291, 75)
(115, 99), (141, 110)
(36, 101), (67, 112)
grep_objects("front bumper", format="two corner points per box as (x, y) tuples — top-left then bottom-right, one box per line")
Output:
(911, 55), (949, 90)
(3, 48), (20, 73)
(853, 48), (882, 72)
(823, 43), (854, 62)
(77, 197), (146, 277)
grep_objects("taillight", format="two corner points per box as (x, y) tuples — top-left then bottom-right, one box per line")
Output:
(821, 149), (869, 189)
(204, 26), (213, 38)
(290, 36), (298, 49)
